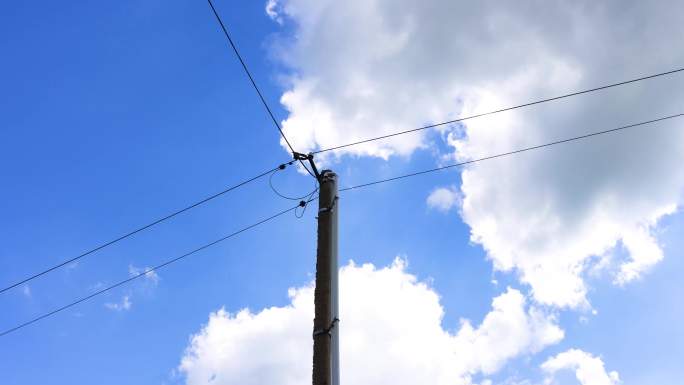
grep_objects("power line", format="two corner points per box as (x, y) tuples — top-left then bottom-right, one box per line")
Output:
(8, 67), (678, 295)
(313, 67), (684, 155)
(2, 0), (319, 297)
(0, 165), (282, 295)
(0, 201), (305, 338)
(206, 0), (315, 178)
(5, 114), (679, 338)
(339, 113), (684, 191)
(269, 164), (318, 201)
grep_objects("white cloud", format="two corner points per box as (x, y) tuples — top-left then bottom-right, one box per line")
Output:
(179, 259), (562, 385)
(105, 295), (132, 311)
(268, 0), (684, 308)
(129, 264), (160, 285)
(542, 349), (620, 385)
(265, 0), (283, 24)
(427, 186), (461, 213)
(22, 285), (31, 298)
(615, 222), (671, 285)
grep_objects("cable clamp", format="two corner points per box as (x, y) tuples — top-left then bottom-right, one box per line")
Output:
(293, 152), (321, 180)
(277, 160), (295, 171)
(312, 318), (339, 338)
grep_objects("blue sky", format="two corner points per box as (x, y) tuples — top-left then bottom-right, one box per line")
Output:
(2, 1), (683, 384)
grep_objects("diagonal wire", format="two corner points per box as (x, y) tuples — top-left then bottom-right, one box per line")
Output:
(295, 187), (319, 218)
(206, 0), (315, 178)
(313, 67), (684, 155)
(339, 113), (684, 191)
(0, 201), (307, 338)
(0, 166), (281, 294)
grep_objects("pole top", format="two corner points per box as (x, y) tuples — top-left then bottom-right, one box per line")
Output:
(319, 170), (337, 183)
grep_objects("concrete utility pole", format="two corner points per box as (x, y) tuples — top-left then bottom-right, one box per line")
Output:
(312, 170), (339, 385)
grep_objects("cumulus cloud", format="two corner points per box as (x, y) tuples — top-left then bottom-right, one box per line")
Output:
(268, 0), (684, 308)
(105, 295), (132, 311)
(178, 260), (562, 385)
(542, 349), (620, 385)
(427, 186), (461, 213)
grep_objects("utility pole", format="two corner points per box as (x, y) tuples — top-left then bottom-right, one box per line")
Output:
(312, 170), (339, 385)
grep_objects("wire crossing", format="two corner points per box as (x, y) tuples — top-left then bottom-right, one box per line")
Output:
(0, 165), (283, 295)
(206, 0), (315, 178)
(339, 113), (684, 191)
(0, 201), (305, 338)
(3, 113), (679, 338)
(6, 64), (681, 294)
(313, 67), (684, 155)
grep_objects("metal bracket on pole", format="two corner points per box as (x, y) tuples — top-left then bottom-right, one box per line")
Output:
(313, 318), (340, 338)
(318, 196), (338, 214)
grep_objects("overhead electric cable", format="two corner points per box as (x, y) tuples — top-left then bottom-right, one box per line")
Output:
(339, 113), (684, 191)
(206, 0), (315, 178)
(0, 201), (306, 338)
(269, 164), (319, 201)
(313, 67), (684, 155)
(0, 165), (282, 295)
